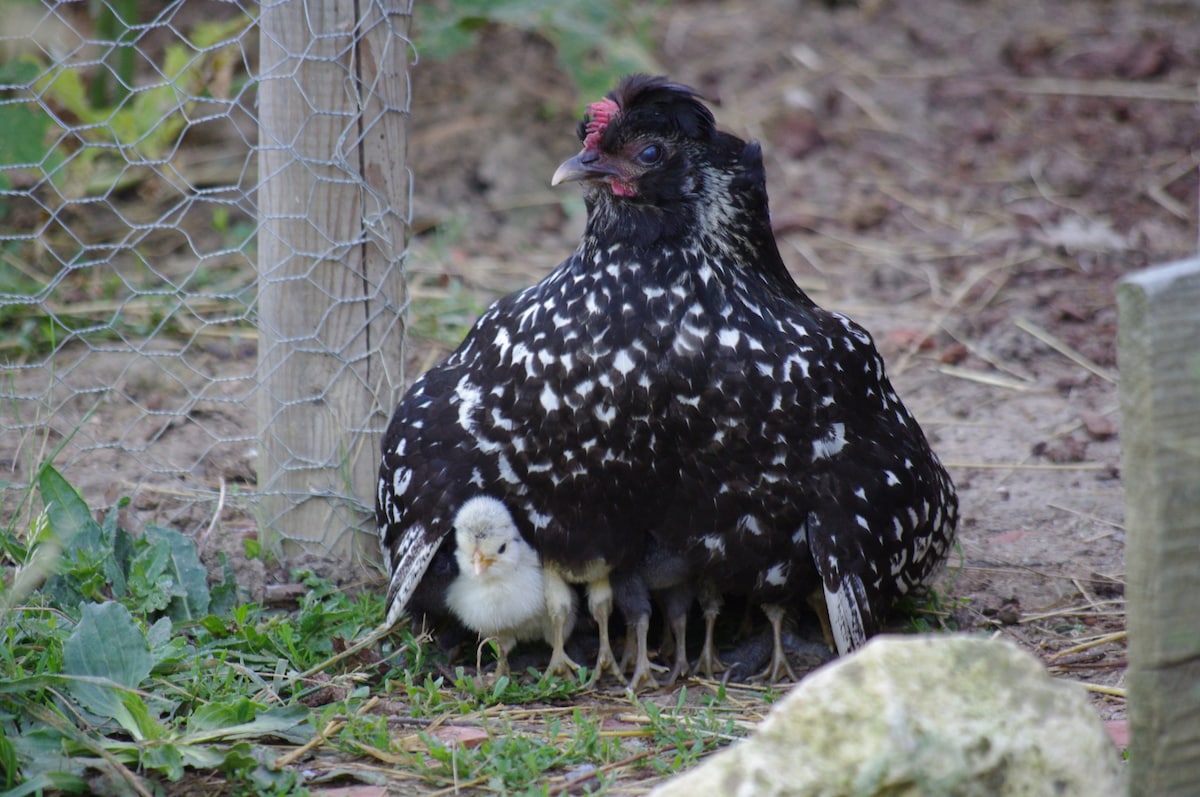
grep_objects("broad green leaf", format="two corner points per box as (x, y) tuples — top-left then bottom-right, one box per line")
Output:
(143, 525), (210, 621)
(146, 616), (190, 673)
(61, 602), (154, 736)
(187, 698), (260, 733)
(207, 552), (239, 616)
(0, 104), (53, 168)
(146, 616), (173, 650)
(99, 505), (131, 599)
(114, 688), (167, 742)
(0, 721), (18, 789)
(0, 54), (42, 85)
(0, 773), (88, 797)
(37, 466), (100, 545)
(188, 16), (253, 50)
(139, 741), (185, 781)
(36, 465), (132, 608)
(183, 704), (312, 745)
(174, 743), (226, 769)
(62, 603), (151, 688)
(3, 726), (90, 790)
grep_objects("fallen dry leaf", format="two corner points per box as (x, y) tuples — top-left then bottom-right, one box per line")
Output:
(430, 725), (490, 749)
(311, 787), (388, 797)
(1081, 410), (1117, 441)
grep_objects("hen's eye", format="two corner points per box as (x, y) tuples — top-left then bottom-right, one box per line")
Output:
(497, 543), (507, 555)
(636, 144), (662, 165)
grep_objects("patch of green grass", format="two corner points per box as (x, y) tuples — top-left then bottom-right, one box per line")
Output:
(636, 688), (746, 774)
(0, 245), (256, 362)
(898, 586), (968, 635)
(416, 717), (622, 793)
(408, 276), (489, 349)
(897, 540), (967, 634)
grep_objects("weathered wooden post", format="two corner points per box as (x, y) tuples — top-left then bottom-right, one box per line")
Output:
(257, 0), (411, 559)
(1118, 256), (1200, 796)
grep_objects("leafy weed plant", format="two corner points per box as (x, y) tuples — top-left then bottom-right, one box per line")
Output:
(0, 465), (375, 794)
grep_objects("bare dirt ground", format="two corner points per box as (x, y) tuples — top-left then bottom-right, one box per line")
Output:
(6, 0), (1198, 789)
(403, 0), (1198, 731)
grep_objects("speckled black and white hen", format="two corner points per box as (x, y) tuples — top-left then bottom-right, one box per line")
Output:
(378, 74), (957, 686)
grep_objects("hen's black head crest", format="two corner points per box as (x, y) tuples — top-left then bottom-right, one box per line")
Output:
(577, 74), (716, 149)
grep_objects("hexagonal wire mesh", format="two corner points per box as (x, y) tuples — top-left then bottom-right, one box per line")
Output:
(1, 1), (413, 565)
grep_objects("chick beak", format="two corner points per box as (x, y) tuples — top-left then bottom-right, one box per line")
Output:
(552, 149), (617, 186)
(471, 548), (492, 576)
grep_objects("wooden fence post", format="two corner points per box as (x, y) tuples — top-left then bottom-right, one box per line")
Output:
(257, 0), (411, 560)
(1118, 256), (1200, 796)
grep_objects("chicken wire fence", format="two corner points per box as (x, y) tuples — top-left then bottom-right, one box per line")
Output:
(1, 0), (413, 561)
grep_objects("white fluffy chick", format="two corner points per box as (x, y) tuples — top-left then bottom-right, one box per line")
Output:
(445, 496), (576, 676)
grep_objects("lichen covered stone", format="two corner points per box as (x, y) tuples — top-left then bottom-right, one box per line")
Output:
(651, 635), (1124, 797)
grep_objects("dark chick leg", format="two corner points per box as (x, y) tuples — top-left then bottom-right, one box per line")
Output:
(619, 621), (637, 675)
(754, 603), (797, 683)
(695, 580), (727, 679)
(660, 583), (693, 685)
(625, 613), (663, 692)
(612, 570), (662, 691)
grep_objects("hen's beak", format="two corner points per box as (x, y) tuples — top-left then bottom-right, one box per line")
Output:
(471, 548), (493, 576)
(552, 150), (618, 186)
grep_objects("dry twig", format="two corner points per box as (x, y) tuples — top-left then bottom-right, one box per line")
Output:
(1014, 317), (1117, 384)
(1049, 632), (1128, 661)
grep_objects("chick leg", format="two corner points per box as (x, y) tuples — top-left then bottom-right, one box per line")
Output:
(495, 645), (509, 678)
(618, 621), (637, 675)
(754, 603), (797, 683)
(543, 568), (581, 677)
(625, 613), (663, 692)
(695, 581), (727, 679)
(612, 570), (663, 691)
(807, 590), (836, 652)
(660, 584), (693, 685)
(587, 576), (623, 683)
(488, 632), (517, 678)
(657, 609), (676, 665)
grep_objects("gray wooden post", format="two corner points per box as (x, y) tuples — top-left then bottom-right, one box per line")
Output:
(257, 0), (411, 559)
(1118, 257), (1200, 796)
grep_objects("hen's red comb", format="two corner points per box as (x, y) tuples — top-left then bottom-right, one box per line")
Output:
(583, 97), (620, 151)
